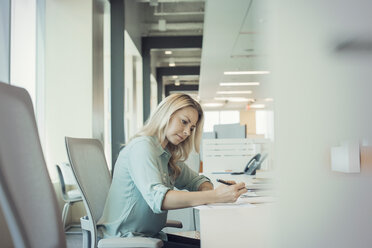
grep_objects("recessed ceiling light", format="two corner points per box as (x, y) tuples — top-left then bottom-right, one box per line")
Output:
(219, 82), (260, 86)
(250, 104), (265, 109)
(165, 50), (172, 55)
(169, 62), (176, 67)
(216, 90), (252, 94)
(172, 75), (178, 79)
(224, 71), (270, 75)
(214, 97), (253, 102)
(202, 102), (224, 107)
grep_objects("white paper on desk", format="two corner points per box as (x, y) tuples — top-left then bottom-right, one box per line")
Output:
(239, 196), (277, 204)
(246, 183), (274, 190)
(241, 190), (274, 197)
(242, 191), (258, 197)
(194, 198), (256, 210)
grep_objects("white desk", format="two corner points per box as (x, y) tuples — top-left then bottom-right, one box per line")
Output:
(198, 203), (274, 248)
(197, 171), (276, 248)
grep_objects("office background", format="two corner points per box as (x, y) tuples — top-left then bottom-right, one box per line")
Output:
(1, 0), (372, 247)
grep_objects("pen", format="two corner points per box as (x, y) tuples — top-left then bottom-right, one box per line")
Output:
(216, 179), (233, 185)
(217, 179), (249, 191)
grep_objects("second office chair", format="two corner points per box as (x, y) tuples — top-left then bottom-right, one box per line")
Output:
(56, 162), (83, 233)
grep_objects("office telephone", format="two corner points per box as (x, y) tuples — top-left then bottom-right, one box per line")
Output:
(231, 153), (267, 175)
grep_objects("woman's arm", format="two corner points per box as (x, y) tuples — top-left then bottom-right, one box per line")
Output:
(198, 181), (214, 191)
(161, 182), (247, 210)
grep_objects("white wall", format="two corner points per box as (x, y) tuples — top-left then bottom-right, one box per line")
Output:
(269, 1), (372, 247)
(0, 0), (10, 83)
(45, 0), (93, 181)
(10, 0), (36, 107)
(124, 31), (143, 142)
(134, 53), (144, 131)
(124, 0), (145, 53)
(150, 73), (158, 114)
(256, 110), (274, 140)
(8, 0), (47, 154)
(103, 6), (112, 168)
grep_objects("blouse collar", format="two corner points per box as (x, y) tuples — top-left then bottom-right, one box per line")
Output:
(150, 136), (171, 158)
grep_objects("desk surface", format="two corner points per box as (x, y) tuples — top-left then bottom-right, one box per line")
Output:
(203, 170), (275, 189)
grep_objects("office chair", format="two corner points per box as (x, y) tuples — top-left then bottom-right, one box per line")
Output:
(0, 82), (66, 248)
(56, 163), (83, 232)
(65, 137), (164, 248)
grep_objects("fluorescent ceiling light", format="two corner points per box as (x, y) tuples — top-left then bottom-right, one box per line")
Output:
(169, 62), (176, 67)
(220, 82), (260, 86)
(158, 19), (166, 31)
(214, 97), (254, 102)
(250, 104), (265, 109)
(224, 71), (270, 75)
(165, 50), (172, 55)
(216, 90), (252, 94)
(202, 102), (224, 107)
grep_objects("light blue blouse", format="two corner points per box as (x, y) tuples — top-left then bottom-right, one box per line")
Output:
(98, 136), (211, 240)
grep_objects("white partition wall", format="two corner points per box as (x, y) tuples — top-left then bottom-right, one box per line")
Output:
(269, 1), (372, 247)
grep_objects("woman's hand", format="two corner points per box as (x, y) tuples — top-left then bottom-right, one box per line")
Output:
(214, 182), (248, 203)
(161, 181), (247, 210)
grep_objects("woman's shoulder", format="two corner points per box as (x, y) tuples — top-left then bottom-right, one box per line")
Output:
(126, 136), (158, 151)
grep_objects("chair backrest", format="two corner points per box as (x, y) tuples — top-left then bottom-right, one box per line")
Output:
(0, 82), (66, 248)
(56, 162), (79, 202)
(56, 164), (68, 201)
(65, 137), (111, 226)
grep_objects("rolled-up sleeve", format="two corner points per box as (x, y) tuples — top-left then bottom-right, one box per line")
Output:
(174, 161), (212, 191)
(127, 141), (170, 214)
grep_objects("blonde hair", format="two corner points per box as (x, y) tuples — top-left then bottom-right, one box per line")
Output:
(132, 93), (204, 179)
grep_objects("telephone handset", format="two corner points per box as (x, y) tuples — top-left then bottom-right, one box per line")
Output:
(231, 153), (261, 175)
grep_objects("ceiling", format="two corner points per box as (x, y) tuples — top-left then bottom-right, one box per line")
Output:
(139, 0), (204, 97)
(140, 0), (205, 37)
(138, 0), (273, 111)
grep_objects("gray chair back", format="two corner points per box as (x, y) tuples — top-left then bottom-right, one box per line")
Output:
(0, 82), (66, 248)
(65, 137), (164, 248)
(65, 137), (111, 247)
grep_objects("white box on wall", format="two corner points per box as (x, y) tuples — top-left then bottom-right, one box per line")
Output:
(331, 141), (360, 173)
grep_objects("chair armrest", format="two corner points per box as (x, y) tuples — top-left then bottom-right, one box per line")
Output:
(165, 220), (183, 228)
(97, 237), (163, 248)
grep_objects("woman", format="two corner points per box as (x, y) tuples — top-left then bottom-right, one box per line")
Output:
(98, 93), (247, 248)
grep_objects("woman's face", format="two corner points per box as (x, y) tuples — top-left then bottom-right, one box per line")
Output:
(165, 106), (198, 146)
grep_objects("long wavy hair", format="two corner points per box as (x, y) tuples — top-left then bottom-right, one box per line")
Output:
(131, 93), (204, 179)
